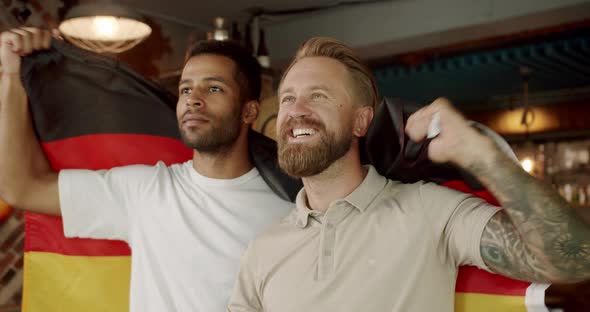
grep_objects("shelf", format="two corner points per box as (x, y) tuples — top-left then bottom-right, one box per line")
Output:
(550, 168), (590, 177)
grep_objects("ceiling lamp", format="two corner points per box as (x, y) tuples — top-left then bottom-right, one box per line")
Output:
(58, 3), (152, 54)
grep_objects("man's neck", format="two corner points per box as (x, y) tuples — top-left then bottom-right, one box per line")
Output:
(302, 150), (366, 213)
(191, 132), (253, 179)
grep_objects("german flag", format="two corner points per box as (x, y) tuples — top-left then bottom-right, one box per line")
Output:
(20, 40), (192, 311)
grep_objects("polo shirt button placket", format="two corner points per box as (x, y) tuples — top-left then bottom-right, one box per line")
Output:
(318, 214), (337, 280)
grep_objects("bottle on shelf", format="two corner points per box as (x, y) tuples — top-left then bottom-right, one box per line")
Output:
(563, 183), (573, 203)
(578, 186), (587, 206)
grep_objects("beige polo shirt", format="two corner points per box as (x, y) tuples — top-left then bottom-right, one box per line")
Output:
(228, 166), (500, 312)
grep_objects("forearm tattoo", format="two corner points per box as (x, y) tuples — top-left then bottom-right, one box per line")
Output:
(470, 151), (590, 283)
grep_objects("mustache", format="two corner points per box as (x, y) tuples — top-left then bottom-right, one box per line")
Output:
(181, 110), (212, 121)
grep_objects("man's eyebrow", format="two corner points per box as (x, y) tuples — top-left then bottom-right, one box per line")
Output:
(279, 85), (332, 95)
(278, 86), (293, 96)
(178, 76), (228, 86)
(309, 85), (331, 92)
(179, 78), (192, 86)
(204, 76), (228, 84)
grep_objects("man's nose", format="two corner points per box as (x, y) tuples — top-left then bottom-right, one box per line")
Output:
(186, 91), (204, 108)
(287, 98), (311, 118)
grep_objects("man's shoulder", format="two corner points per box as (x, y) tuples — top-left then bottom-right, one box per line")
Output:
(378, 178), (424, 199)
(164, 160), (192, 173)
(92, 160), (191, 185)
(375, 179), (468, 213)
(112, 160), (188, 175)
(383, 179), (461, 198)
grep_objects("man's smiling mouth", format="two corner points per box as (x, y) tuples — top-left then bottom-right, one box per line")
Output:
(292, 128), (317, 138)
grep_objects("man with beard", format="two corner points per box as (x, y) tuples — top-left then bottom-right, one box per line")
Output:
(227, 37), (590, 312)
(0, 28), (293, 311)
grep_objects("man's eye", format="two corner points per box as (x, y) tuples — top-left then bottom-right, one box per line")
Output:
(311, 93), (325, 100)
(180, 88), (191, 95)
(281, 96), (295, 104)
(209, 86), (223, 92)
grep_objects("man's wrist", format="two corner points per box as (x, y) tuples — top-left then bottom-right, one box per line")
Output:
(452, 130), (497, 171)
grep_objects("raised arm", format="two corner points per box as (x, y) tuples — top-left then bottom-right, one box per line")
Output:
(405, 98), (590, 284)
(0, 28), (60, 215)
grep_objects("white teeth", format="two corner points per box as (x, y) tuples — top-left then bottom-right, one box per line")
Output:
(292, 128), (316, 138)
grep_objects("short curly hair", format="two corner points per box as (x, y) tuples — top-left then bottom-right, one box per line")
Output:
(185, 40), (261, 103)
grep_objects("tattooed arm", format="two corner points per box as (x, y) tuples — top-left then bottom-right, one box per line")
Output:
(406, 98), (590, 283)
(474, 148), (590, 283)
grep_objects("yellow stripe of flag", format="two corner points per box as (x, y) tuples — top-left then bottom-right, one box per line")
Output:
(23, 251), (131, 312)
(455, 292), (527, 312)
(23, 251), (531, 311)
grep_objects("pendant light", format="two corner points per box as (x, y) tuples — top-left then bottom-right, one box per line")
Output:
(58, 3), (152, 54)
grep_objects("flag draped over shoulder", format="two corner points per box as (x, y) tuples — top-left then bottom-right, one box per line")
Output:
(20, 40), (192, 312)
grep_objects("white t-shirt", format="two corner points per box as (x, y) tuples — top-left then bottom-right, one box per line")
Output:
(58, 160), (294, 312)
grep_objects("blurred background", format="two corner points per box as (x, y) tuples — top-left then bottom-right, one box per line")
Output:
(1, 0), (589, 311)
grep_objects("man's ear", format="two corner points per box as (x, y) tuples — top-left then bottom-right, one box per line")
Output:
(353, 106), (374, 137)
(242, 100), (260, 124)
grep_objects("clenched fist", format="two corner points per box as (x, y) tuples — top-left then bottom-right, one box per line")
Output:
(405, 97), (495, 169)
(0, 28), (51, 75)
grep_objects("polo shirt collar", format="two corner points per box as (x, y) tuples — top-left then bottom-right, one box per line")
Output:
(344, 165), (387, 212)
(294, 165), (387, 228)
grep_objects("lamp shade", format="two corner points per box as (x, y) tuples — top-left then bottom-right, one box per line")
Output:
(58, 3), (152, 54)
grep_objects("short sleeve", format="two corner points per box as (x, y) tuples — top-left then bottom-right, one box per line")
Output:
(420, 182), (501, 271)
(58, 164), (160, 242)
(227, 243), (263, 312)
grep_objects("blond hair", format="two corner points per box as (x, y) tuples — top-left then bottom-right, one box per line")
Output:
(281, 37), (379, 108)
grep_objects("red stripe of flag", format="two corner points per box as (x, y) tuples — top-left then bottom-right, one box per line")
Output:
(442, 180), (500, 206)
(456, 266), (530, 296)
(41, 133), (192, 170)
(25, 212), (131, 256)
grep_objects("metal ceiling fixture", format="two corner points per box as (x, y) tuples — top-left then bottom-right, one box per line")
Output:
(58, 2), (152, 54)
